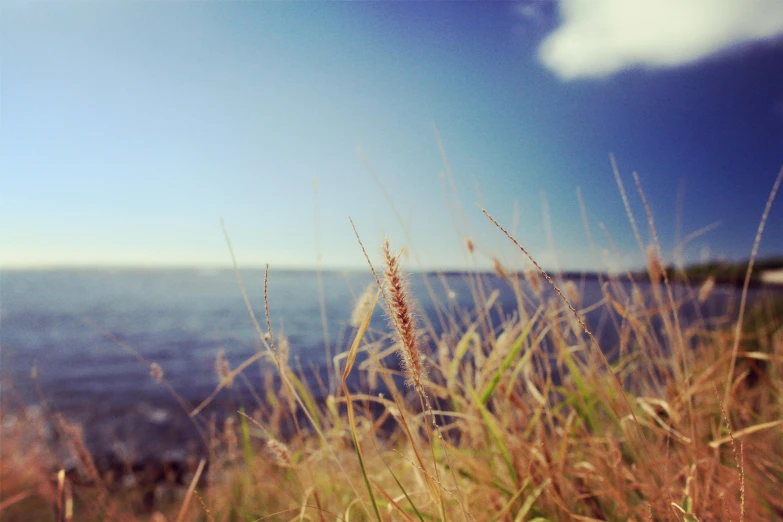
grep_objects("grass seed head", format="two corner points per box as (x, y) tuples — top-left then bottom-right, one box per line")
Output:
(564, 280), (581, 306)
(149, 363), (164, 384)
(525, 269), (542, 297)
(382, 238), (426, 391)
(350, 283), (376, 328)
(215, 350), (232, 388)
(278, 333), (290, 368)
(266, 438), (292, 467)
(647, 244), (662, 287)
(698, 276), (715, 303)
(493, 257), (509, 279)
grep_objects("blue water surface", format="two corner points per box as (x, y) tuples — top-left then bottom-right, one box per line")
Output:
(0, 268), (774, 459)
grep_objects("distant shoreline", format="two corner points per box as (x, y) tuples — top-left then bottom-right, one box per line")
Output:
(426, 269), (783, 288)
(4, 265), (783, 288)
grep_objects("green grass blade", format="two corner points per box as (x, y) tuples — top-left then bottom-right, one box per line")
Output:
(381, 469), (426, 522)
(286, 371), (323, 432)
(468, 385), (518, 484)
(238, 406), (254, 472)
(514, 479), (550, 522)
(480, 308), (542, 405)
(489, 478), (531, 522)
(449, 326), (478, 385)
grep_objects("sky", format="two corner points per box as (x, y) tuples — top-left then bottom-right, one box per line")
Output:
(2, 0), (783, 272)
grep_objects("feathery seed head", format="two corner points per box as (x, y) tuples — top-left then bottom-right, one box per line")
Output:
(437, 339), (450, 371)
(224, 417), (237, 464)
(631, 285), (645, 308)
(525, 269), (542, 297)
(647, 245), (662, 287)
(382, 239), (425, 391)
(698, 276), (715, 303)
(150, 363), (164, 384)
(215, 350), (232, 388)
(564, 280), (581, 306)
(266, 438), (292, 467)
(493, 257), (509, 279)
(278, 333), (290, 368)
(351, 283), (376, 328)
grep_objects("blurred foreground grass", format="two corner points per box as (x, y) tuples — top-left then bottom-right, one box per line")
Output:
(2, 166), (782, 522)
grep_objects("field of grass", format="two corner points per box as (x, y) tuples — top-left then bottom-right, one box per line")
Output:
(2, 165), (782, 522)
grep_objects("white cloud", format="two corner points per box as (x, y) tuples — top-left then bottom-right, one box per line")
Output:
(537, 0), (783, 80)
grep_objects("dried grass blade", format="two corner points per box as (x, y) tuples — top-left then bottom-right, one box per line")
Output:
(175, 458), (206, 522)
(191, 351), (267, 417)
(708, 419), (783, 449)
(725, 166), (783, 409)
(287, 371), (323, 432)
(449, 326), (478, 387)
(370, 478), (416, 522)
(0, 490), (32, 513)
(55, 469), (73, 522)
(342, 288), (383, 522)
(370, 433), (426, 522)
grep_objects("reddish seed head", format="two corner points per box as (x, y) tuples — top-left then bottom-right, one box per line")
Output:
(382, 239), (425, 391)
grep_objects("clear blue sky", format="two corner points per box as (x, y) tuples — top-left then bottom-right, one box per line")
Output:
(3, 1), (782, 271)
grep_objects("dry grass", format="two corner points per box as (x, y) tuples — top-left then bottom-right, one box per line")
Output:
(2, 163), (782, 522)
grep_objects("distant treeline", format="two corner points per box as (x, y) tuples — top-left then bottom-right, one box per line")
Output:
(424, 257), (783, 285)
(665, 256), (783, 284)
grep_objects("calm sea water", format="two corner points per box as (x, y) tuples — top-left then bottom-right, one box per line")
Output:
(0, 269), (772, 460)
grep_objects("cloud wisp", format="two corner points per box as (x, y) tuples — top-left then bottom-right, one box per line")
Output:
(536, 0), (783, 80)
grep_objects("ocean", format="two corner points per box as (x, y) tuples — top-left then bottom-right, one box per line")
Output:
(0, 268), (772, 462)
